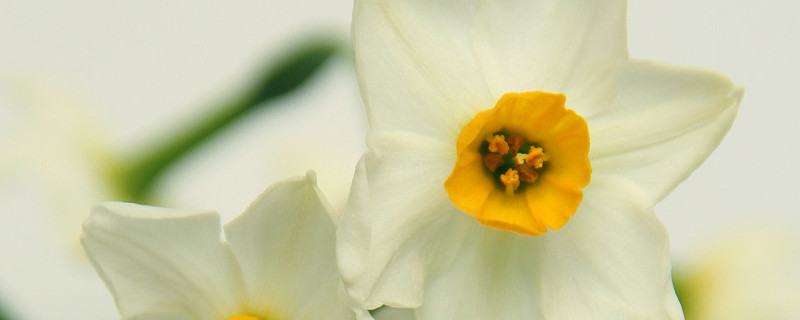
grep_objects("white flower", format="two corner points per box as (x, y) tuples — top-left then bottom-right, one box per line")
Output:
(82, 172), (364, 320)
(336, 0), (743, 318)
(1, 73), (117, 251)
(0, 74), (122, 318)
(676, 225), (800, 320)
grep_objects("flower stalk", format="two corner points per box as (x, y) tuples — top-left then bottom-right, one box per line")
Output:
(110, 35), (345, 203)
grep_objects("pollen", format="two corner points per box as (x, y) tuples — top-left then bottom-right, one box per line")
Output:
(482, 132), (548, 193)
(525, 146), (547, 169)
(444, 91), (591, 236)
(487, 134), (510, 155)
(514, 152), (527, 165)
(500, 168), (520, 194)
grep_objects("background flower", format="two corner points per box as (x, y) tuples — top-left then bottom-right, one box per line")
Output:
(0, 2), (361, 319)
(82, 172), (360, 320)
(0, 72), (117, 250)
(674, 223), (800, 319)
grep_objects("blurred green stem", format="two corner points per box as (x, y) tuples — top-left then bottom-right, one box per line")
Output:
(672, 267), (695, 319)
(0, 303), (13, 320)
(114, 35), (345, 203)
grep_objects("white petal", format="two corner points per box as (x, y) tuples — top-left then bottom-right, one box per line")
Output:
(337, 131), (469, 309)
(469, 0), (628, 116)
(414, 222), (546, 320)
(353, 0), (494, 141)
(413, 175), (682, 319)
(589, 59), (743, 203)
(536, 175), (682, 319)
(371, 306), (416, 320)
(353, 0), (628, 141)
(81, 202), (243, 320)
(223, 171), (355, 320)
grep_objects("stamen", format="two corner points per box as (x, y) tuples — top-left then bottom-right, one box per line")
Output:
(482, 131), (549, 190)
(514, 153), (527, 165)
(507, 134), (525, 154)
(487, 135), (510, 155)
(500, 168), (520, 194)
(484, 153), (505, 172)
(525, 146), (547, 169)
(516, 164), (538, 183)
(445, 91), (592, 235)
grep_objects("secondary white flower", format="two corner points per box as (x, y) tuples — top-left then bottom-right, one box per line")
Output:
(0, 74), (122, 318)
(1, 73), (117, 251)
(82, 172), (364, 320)
(336, 0), (743, 318)
(676, 225), (800, 320)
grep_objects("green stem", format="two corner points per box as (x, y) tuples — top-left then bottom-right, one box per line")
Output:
(116, 35), (345, 203)
(0, 304), (14, 320)
(672, 267), (695, 319)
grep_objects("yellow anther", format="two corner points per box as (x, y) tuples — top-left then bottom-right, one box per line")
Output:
(514, 152), (527, 165)
(525, 146), (547, 169)
(500, 168), (520, 194)
(487, 135), (510, 155)
(228, 315), (259, 320)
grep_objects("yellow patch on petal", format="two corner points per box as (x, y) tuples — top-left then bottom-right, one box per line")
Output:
(444, 91), (591, 235)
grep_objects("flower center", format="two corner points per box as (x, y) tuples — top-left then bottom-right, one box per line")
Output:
(444, 91), (591, 236)
(228, 315), (259, 320)
(481, 132), (549, 194)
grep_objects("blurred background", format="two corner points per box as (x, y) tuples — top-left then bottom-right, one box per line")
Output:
(0, 0), (797, 319)
(628, 1), (800, 318)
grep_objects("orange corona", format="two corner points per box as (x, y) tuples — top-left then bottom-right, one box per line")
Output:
(444, 91), (591, 235)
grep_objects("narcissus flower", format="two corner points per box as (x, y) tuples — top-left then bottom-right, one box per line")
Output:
(336, 0), (743, 318)
(675, 226), (800, 320)
(1, 74), (117, 251)
(82, 172), (364, 320)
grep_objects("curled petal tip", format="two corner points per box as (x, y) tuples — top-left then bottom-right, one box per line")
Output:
(305, 169), (318, 185)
